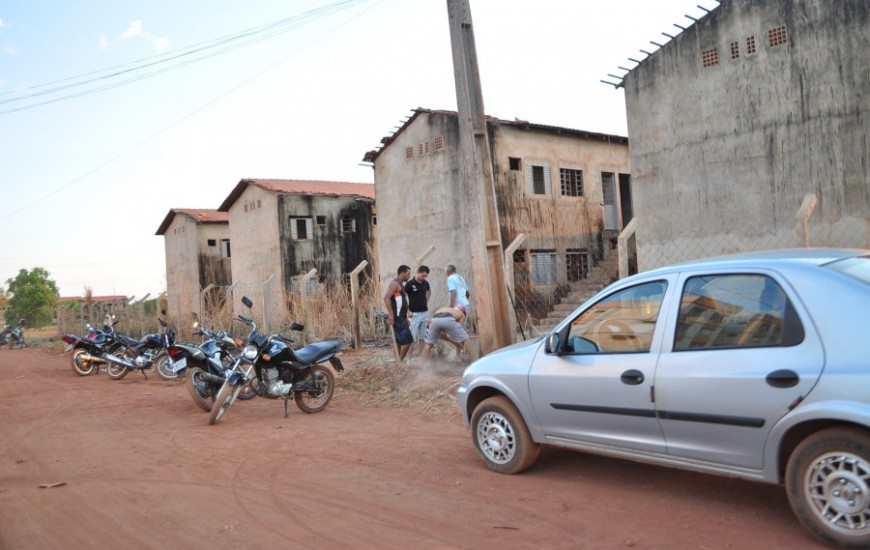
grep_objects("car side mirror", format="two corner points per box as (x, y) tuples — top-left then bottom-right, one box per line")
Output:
(545, 332), (561, 355)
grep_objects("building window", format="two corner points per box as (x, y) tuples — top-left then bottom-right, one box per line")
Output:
(405, 147), (414, 159)
(372, 214), (377, 226)
(701, 48), (719, 67)
(434, 136), (444, 150)
(526, 164), (552, 195)
(316, 215), (327, 228)
(207, 239), (216, 246)
(341, 217), (356, 234)
(566, 249), (590, 281)
(530, 250), (557, 285)
(768, 26), (787, 47)
(509, 157), (521, 171)
(220, 239), (231, 259)
(746, 35), (757, 55)
(730, 41), (740, 59)
(290, 217), (313, 241)
(560, 168), (584, 197)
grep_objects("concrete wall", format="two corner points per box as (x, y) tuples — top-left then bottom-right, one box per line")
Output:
(491, 124), (630, 264)
(277, 194), (375, 287)
(374, 111), (631, 308)
(227, 185), (282, 310)
(163, 215), (209, 321)
(374, 112), (469, 308)
(196, 224), (232, 289)
(624, 0), (870, 269)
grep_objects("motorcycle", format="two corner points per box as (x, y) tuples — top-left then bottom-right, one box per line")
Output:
(62, 320), (139, 376)
(208, 296), (344, 425)
(105, 318), (178, 381)
(0, 319), (27, 349)
(167, 326), (255, 412)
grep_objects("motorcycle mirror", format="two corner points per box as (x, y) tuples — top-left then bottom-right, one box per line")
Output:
(289, 322), (305, 332)
(241, 296), (253, 309)
(192, 321), (199, 328)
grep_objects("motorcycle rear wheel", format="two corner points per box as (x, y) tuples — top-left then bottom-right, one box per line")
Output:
(154, 352), (179, 381)
(294, 365), (335, 414)
(208, 382), (241, 425)
(71, 349), (97, 376)
(186, 366), (216, 412)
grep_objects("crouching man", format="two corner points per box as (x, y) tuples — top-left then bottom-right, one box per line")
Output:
(420, 305), (467, 361)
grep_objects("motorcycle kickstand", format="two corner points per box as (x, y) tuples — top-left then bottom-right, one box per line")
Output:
(283, 396), (290, 419)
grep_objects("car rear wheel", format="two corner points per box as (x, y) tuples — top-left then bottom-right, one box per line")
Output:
(470, 396), (540, 474)
(786, 427), (870, 548)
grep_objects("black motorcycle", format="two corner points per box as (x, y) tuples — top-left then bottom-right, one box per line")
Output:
(0, 318), (27, 349)
(167, 327), (255, 412)
(63, 321), (138, 377)
(105, 318), (178, 381)
(208, 296), (344, 425)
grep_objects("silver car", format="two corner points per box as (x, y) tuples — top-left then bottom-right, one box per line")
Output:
(458, 249), (870, 548)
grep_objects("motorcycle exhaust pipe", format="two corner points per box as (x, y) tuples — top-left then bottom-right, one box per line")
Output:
(200, 372), (228, 385)
(79, 353), (105, 365)
(102, 353), (135, 369)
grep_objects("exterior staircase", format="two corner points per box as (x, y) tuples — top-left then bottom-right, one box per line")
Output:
(531, 253), (620, 334)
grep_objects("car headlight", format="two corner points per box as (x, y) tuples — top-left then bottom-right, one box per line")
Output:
(243, 344), (258, 361)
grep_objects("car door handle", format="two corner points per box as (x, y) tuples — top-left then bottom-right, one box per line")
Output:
(766, 369), (800, 388)
(620, 369), (645, 385)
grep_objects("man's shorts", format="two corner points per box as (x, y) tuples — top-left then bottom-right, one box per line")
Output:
(409, 311), (429, 342)
(425, 314), (468, 345)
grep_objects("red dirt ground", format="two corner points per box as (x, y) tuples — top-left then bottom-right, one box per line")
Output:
(0, 348), (830, 550)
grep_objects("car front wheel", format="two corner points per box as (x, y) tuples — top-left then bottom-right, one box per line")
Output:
(786, 427), (870, 548)
(470, 396), (540, 474)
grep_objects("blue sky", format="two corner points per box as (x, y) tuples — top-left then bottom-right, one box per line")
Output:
(0, 0), (714, 299)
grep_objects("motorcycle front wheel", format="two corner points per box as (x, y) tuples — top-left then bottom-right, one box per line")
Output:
(186, 366), (216, 412)
(294, 365), (335, 414)
(208, 382), (241, 425)
(154, 352), (179, 381)
(11, 337), (26, 350)
(71, 349), (97, 376)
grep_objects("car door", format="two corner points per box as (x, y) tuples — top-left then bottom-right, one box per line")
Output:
(528, 279), (672, 454)
(654, 270), (825, 469)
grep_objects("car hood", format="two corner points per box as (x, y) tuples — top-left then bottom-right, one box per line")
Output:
(463, 336), (543, 377)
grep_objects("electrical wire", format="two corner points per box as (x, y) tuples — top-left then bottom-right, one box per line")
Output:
(0, 0), (371, 114)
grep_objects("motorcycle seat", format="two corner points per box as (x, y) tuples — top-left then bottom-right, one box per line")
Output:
(117, 335), (139, 347)
(294, 341), (341, 364)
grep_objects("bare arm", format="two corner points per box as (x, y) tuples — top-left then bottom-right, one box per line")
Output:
(383, 281), (398, 324)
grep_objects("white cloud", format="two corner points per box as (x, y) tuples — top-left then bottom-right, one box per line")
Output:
(0, 18), (5, 29)
(99, 34), (108, 51)
(117, 20), (169, 52)
(4, 44), (17, 55)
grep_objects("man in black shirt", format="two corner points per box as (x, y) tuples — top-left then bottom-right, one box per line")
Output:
(405, 265), (431, 357)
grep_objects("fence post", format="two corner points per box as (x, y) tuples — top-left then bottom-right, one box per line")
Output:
(298, 269), (317, 342)
(618, 218), (639, 279)
(416, 245), (435, 265)
(503, 234), (526, 343)
(261, 275), (277, 334)
(349, 260), (369, 349)
(226, 283), (238, 330)
(796, 193), (818, 248)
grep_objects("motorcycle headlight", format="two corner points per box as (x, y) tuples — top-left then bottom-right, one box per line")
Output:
(243, 344), (258, 361)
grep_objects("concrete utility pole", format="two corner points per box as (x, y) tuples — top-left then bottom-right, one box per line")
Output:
(446, 0), (512, 353)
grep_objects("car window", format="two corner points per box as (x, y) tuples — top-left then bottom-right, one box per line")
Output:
(673, 274), (804, 351)
(565, 281), (667, 354)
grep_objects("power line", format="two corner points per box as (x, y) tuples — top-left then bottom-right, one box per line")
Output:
(0, 0), (371, 114)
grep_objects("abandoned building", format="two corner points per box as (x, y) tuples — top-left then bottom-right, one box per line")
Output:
(155, 208), (231, 321)
(56, 295), (130, 325)
(620, 0), (869, 270)
(217, 179), (376, 310)
(364, 108), (631, 328)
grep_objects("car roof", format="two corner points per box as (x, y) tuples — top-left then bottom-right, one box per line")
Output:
(638, 248), (869, 279)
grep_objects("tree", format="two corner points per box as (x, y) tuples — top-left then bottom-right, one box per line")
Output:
(4, 268), (60, 328)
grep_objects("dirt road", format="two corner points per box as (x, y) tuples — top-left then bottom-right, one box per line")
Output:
(0, 348), (827, 549)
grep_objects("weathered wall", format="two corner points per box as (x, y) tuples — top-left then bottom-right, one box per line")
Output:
(277, 194), (375, 288)
(491, 124), (630, 263)
(196, 223), (232, 289)
(226, 185), (282, 310)
(163, 215), (199, 321)
(374, 112), (469, 308)
(624, 0), (870, 269)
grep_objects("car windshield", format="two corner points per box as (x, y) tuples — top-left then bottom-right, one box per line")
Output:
(823, 255), (870, 286)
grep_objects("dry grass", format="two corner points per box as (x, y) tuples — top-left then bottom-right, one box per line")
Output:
(338, 347), (464, 417)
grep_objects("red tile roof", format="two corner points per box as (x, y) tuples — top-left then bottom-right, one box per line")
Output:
(155, 208), (229, 236)
(218, 179), (375, 212)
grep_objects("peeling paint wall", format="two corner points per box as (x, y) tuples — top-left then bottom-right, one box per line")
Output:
(374, 111), (631, 308)
(163, 216), (230, 321)
(277, 194), (375, 288)
(624, 0), (870, 269)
